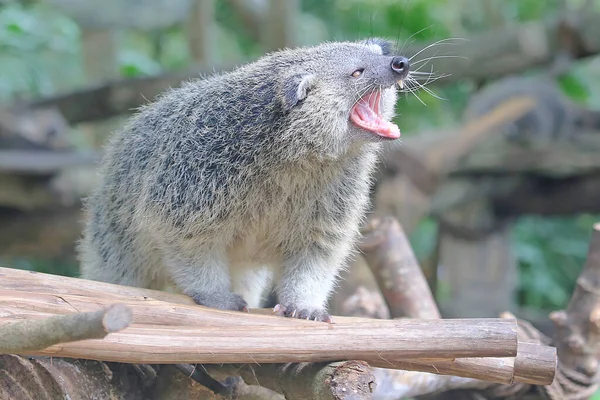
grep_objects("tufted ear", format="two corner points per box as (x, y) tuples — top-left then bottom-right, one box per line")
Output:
(359, 37), (394, 55)
(280, 73), (315, 111)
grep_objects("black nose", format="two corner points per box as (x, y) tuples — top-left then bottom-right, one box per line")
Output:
(391, 56), (409, 77)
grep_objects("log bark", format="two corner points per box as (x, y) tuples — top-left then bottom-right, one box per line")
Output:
(0, 354), (148, 400)
(207, 361), (376, 400)
(0, 354), (239, 400)
(0, 303), (132, 354)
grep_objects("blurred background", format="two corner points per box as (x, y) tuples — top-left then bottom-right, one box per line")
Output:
(1, 0), (600, 331)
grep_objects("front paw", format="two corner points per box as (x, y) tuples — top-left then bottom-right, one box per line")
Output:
(191, 292), (249, 312)
(273, 304), (333, 323)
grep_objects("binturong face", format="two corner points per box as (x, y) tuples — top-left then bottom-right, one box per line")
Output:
(273, 37), (410, 154)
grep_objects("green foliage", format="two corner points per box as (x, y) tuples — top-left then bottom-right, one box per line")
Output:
(558, 72), (591, 104)
(0, 1), (80, 100)
(512, 215), (599, 310)
(1, 256), (79, 278)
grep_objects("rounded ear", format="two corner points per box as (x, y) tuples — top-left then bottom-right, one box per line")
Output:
(280, 73), (315, 111)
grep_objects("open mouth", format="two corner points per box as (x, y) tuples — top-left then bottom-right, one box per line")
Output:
(350, 90), (400, 139)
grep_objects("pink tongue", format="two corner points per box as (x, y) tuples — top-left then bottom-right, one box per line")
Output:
(350, 93), (400, 139)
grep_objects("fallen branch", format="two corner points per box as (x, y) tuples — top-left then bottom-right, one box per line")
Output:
(0, 303), (132, 354)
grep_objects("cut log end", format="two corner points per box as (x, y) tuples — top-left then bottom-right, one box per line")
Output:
(514, 342), (557, 386)
(328, 360), (376, 400)
(102, 303), (133, 333)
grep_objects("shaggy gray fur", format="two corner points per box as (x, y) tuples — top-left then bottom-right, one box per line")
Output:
(78, 38), (409, 321)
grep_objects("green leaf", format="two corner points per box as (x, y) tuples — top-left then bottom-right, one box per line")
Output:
(557, 73), (589, 103)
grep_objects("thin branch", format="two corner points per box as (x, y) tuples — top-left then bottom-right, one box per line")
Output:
(0, 303), (132, 353)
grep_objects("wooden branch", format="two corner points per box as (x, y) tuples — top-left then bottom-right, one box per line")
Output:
(174, 363), (231, 397)
(0, 206), (82, 259)
(248, 309), (553, 385)
(8, 312), (518, 364)
(261, 0), (298, 51)
(513, 342), (557, 386)
(0, 303), (132, 353)
(493, 174), (600, 217)
(13, 10), (599, 126)
(449, 131), (600, 178)
(359, 216), (440, 319)
(24, 67), (238, 125)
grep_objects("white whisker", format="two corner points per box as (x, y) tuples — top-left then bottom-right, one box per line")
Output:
(411, 55), (468, 66)
(398, 25), (434, 54)
(408, 37), (468, 61)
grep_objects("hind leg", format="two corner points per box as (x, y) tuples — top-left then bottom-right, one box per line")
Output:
(161, 242), (248, 312)
(78, 227), (152, 288)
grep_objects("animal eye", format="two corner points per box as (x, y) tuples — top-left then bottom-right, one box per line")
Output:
(351, 69), (364, 78)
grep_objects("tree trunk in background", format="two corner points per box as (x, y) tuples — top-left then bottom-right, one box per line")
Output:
(437, 223), (518, 318)
(261, 0), (298, 52)
(80, 29), (121, 149)
(186, 0), (216, 67)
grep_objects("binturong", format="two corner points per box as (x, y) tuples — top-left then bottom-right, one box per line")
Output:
(78, 38), (410, 322)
